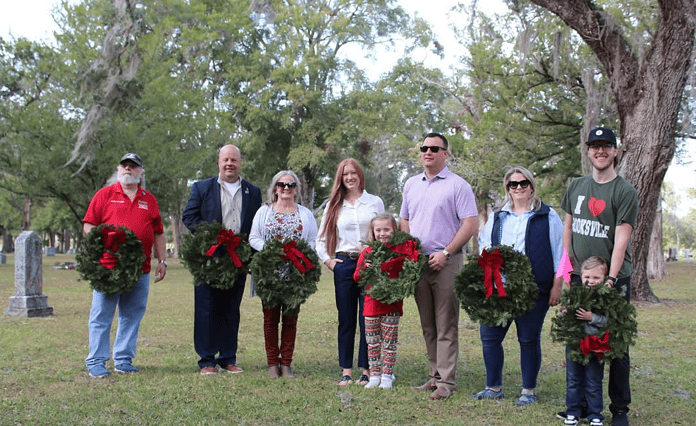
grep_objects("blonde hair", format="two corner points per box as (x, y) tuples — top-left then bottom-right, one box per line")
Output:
(368, 213), (397, 242)
(581, 256), (608, 275)
(500, 166), (541, 211)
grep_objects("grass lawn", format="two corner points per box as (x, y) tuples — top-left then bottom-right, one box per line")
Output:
(1, 254), (695, 425)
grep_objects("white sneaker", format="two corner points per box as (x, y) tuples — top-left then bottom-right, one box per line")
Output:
(564, 415), (579, 426)
(364, 375), (381, 389)
(589, 419), (604, 426)
(379, 373), (394, 389)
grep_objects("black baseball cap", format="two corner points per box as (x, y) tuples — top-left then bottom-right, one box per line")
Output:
(120, 153), (143, 167)
(586, 127), (617, 145)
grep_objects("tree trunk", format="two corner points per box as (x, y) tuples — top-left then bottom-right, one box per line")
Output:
(22, 198), (32, 231)
(647, 201), (667, 280)
(2, 230), (13, 253)
(529, 0), (695, 302)
(170, 211), (184, 258)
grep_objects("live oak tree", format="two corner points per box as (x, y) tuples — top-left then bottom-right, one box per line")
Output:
(527, 0), (696, 302)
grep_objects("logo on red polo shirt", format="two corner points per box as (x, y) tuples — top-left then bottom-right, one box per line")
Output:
(138, 201), (149, 210)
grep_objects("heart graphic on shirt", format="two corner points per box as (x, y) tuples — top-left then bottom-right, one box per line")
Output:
(588, 197), (606, 217)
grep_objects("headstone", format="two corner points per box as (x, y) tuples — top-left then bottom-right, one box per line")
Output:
(45, 247), (56, 257)
(4, 231), (53, 317)
(0, 253), (6, 264)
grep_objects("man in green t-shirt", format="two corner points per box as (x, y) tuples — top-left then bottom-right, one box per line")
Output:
(560, 127), (639, 426)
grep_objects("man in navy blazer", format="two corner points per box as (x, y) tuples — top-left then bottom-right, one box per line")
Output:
(183, 144), (262, 375)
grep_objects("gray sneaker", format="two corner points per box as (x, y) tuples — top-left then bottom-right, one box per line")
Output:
(88, 365), (110, 378)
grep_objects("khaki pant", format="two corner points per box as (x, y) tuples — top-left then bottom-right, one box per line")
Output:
(414, 252), (463, 390)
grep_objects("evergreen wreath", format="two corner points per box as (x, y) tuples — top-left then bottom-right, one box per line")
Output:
(180, 221), (253, 290)
(249, 238), (321, 310)
(455, 245), (538, 327)
(76, 224), (145, 295)
(551, 281), (638, 364)
(358, 230), (426, 304)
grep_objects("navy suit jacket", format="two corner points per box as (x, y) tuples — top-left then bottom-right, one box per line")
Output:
(182, 176), (262, 237)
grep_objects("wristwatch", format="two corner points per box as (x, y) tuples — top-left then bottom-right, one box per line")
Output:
(442, 250), (451, 260)
(159, 259), (168, 267)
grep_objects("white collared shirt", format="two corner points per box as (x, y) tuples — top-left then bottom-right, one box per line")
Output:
(316, 190), (385, 263)
(218, 176), (242, 233)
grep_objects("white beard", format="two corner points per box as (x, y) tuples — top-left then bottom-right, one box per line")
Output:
(118, 174), (140, 185)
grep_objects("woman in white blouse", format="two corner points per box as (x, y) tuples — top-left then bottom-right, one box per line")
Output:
(317, 158), (385, 386)
(249, 170), (318, 379)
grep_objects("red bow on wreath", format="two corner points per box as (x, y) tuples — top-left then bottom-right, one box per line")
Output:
(478, 249), (507, 299)
(381, 256), (406, 279)
(579, 330), (611, 360)
(389, 240), (420, 262)
(379, 240), (420, 279)
(205, 229), (243, 268)
(100, 227), (126, 270)
(281, 240), (314, 274)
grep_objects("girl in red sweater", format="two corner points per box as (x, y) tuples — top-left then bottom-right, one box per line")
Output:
(353, 213), (403, 389)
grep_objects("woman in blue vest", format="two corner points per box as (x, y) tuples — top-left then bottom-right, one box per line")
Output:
(469, 166), (564, 407)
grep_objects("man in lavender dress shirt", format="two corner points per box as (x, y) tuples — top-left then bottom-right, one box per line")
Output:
(400, 132), (478, 400)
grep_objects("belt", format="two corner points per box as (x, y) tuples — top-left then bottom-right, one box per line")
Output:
(335, 251), (360, 260)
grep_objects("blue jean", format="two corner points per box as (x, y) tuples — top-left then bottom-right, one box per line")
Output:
(333, 256), (368, 370)
(566, 348), (605, 421)
(479, 293), (550, 389)
(85, 273), (150, 368)
(194, 275), (246, 368)
(571, 274), (631, 414)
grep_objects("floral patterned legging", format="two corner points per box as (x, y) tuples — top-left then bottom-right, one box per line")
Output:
(365, 313), (400, 376)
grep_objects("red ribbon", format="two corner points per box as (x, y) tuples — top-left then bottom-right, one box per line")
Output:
(377, 239), (421, 279)
(99, 227), (126, 270)
(205, 229), (243, 268)
(380, 256), (406, 279)
(280, 240), (314, 274)
(478, 249), (506, 299)
(579, 330), (611, 360)
(389, 240), (420, 262)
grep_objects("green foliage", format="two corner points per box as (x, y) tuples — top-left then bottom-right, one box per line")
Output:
(180, 221), (252, 289)
(75, 224), (145, 295)
(551, 282), (638, 364)
(250, 238), (321, 310)
(455, 245), (538, 327)
(358, 230), (426, 304)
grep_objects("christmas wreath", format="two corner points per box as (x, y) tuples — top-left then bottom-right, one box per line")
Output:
(454, 245), (538, 327)
(249, 238), (321, 310)
(358, 230), (426, 304)
(76, 224), (145, 295)
(180, 222), (253, 289)
(551, 282), (637, 364)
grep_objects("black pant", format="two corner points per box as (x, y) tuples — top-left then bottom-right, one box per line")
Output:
(194, 275), (246, 368)
(571, 274), (631, 414)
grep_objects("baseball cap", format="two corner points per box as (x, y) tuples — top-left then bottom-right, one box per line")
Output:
(120, 153), (143, 167)
(586, 127), (617, 145)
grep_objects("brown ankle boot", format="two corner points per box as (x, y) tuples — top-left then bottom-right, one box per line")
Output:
(280, 365), (296, 378)
(268, 365), (280, 378)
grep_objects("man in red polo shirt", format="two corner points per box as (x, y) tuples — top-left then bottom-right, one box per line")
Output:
(83, 153), (167, 378)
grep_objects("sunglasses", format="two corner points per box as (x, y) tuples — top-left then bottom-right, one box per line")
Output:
(508, 180), (531, 189)
(419, 145), (446, 153)
(276, 181), (297, 189)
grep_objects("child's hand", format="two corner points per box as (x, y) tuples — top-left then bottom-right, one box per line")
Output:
(575, 308), (593, 321)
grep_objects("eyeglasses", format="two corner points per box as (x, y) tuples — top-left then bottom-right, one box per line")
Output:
(588, 143), (616, 151)
(508, 180), (531, 189)
(276, 181), (297, 189)
(420, 145), (446, 153)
